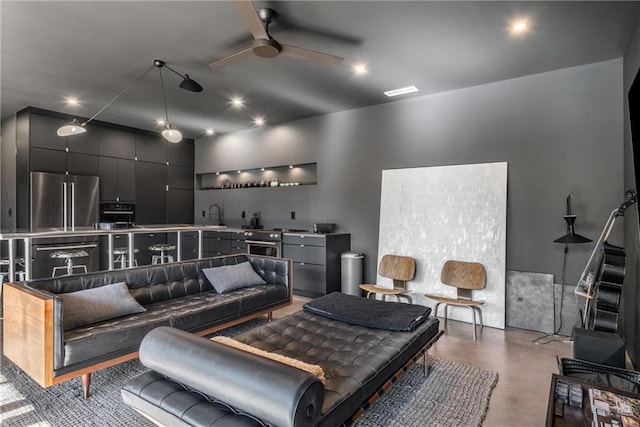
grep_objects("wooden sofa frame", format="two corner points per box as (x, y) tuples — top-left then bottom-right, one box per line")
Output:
(2, 262), (292, 397)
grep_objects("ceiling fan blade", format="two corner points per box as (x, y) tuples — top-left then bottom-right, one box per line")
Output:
(280, 44), (344, 66)
(209, 48), (254, 69)
(235, 0), (269, 40)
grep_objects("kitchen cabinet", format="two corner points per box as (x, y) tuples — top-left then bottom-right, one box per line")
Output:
(135, 161), (167, 224)
(230, 230), (248, 254)
(99, 127), (136, 159)
(67, 152), (99, 176)
(168, 231), (199, 261)
(167, 188), (193, 224)
(168, 139), (194, 167)
(66, 124), (100, 155)
(99, 157), (136, 202)
(135, 134), (167, 164)
(30, 114), (67, 151)
(30, 147), (66, 173)
(282, 233), (350, 298)
(168, 165), (194, 190)
(13, 107), (195, 229)
(205, 231), (232, 256)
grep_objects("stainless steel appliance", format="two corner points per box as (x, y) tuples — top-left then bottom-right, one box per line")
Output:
(245, 228), (309, 258)
(31, 172), (100, 229)
(30, 172), (100, 278)
(100, 202), (136, 228)
(246, 230), (282, 257)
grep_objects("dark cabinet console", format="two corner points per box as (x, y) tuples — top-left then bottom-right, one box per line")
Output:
(282, 233), (350, 298)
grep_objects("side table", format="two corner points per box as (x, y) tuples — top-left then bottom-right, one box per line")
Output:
(546, 373), (640, 426)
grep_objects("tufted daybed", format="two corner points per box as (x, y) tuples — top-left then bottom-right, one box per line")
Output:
(122, 293), (443, 427)
(3, 254), (292, 397)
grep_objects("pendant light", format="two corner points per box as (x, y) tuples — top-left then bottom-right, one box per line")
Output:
(57, 118), (87, 136)
(57, 59), (202, 142)
(156, 60), (182, 143)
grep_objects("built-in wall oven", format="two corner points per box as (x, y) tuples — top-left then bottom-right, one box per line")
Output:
(245, 230), (282, 258)
(99, 202), (136, 229)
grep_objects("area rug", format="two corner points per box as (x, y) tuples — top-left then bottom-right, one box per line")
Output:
(1, 319), (498, 427)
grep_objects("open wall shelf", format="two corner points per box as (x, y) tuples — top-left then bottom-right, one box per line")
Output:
(197, 162), (317, 190)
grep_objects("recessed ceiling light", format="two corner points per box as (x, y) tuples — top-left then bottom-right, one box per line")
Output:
(384, 86), (419, 97)
(353, 63), (368, 75)
(253, 117), (265, 126)
(65, 97), (80, 106)
(510, 19), (529, 34)
(205, 128), (215, 136)
(231, 97), (244, 107)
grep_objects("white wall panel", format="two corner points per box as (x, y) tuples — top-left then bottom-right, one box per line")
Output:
(378, 162), (508, 328)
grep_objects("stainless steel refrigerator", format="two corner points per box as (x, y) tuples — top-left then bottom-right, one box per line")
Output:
(30, 172), (100, 278)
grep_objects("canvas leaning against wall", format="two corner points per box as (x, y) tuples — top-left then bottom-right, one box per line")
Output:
(377, 162), (508, 329)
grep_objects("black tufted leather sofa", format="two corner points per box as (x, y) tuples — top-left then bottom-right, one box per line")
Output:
(3, 254), (292, 397)
(122, 309), (441, 426)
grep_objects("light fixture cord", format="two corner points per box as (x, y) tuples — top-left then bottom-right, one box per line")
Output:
(158, 67), (170, 124)
(85, 64), (155, 125)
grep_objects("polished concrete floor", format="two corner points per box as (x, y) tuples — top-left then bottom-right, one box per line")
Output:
(1, 295), (572, 425)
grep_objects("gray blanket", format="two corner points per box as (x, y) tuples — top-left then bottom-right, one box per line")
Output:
(303, 292), (431, 331)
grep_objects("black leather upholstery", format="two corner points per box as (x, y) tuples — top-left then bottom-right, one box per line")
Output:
(125, 327), (324, 427)
(20, 255), (291, 374)
(123, 310), (440, 427)
(237, 310), (439, 427)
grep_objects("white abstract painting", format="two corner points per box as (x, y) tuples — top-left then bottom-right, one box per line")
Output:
(378, 162), (508, 329)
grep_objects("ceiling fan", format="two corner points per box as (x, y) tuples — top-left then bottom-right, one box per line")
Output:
(209, 0), (344, 69)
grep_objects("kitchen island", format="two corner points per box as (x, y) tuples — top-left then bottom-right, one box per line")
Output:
(0, 224), (229, 281)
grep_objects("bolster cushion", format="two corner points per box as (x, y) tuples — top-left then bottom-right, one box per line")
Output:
(138, 327), (324, 427)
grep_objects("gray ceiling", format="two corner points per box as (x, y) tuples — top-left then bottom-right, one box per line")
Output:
(2, 1), (639, 139)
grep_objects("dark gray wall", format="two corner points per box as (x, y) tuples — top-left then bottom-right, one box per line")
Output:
(623, 15), (640, 368)
(195, 59), (624, 285)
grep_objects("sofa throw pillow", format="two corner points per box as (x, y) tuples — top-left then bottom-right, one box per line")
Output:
(61, 282), (146, 331)
(203, 261), (266, 293)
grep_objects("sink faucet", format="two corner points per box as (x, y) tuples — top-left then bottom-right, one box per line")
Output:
(208, 204), (224, 226)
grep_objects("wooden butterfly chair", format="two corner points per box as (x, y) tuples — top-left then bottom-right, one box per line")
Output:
(425, 260), (486, 340)
(359, 254), (416, 303)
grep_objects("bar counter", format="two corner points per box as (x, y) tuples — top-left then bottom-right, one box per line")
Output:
(0, 224), (230, 281)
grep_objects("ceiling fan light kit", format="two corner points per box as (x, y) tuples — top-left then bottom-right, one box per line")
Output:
(57, 59), (202, 142)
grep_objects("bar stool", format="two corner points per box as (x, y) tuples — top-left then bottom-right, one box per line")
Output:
(51, 250), (89, 277)
(114, 247), (140, 269)
(0, 257), (26, 282)
(150, 244), (176, 264)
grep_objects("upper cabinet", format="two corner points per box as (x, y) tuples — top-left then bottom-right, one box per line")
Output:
(136, 133), (167, 164)
(29, 114), (67, 151)
(15, 107), (195, 224)
(100, 127), (135, 159)
(66, 124), (99, 155)
(168, 139), (194, 167)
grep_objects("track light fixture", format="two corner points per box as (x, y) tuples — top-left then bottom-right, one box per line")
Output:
(57, 59), (203, 142)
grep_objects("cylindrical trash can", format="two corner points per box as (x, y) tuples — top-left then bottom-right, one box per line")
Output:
(341, 252), (364, 296)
